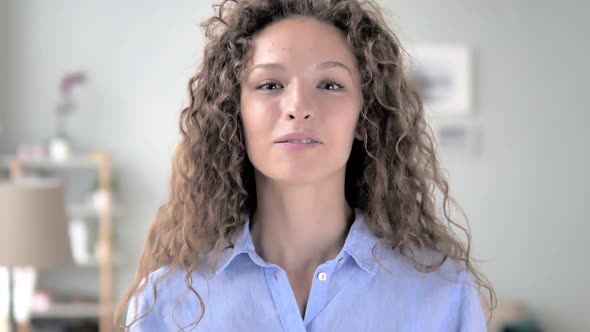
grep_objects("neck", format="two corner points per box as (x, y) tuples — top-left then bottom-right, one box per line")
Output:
(250, 171), (354, 274)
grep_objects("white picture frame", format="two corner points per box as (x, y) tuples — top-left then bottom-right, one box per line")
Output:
(405, 44), (472, 116)
(430, 119), (481, 158)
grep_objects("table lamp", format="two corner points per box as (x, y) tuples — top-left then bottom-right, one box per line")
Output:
(0, 178), (73, 332)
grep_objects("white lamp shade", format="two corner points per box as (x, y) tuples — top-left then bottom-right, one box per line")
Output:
(0, 178), (73, 268)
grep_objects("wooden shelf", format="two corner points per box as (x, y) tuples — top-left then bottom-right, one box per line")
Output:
(0, 153), (104, 170)
(68, 203), (121, 219)
(31, 302), (100, 319)
(7, 152), (115, 332)
(74, 255), (122, 268)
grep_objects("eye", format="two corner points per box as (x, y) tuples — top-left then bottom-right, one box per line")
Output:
(255, 80), (344, 91)
(319, 79), (344, 90)
(256, 81), (283, 90)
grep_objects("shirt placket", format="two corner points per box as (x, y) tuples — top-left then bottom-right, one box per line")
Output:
(263, 254), (349, 332)
(264, 266), (307, 332)
(302, 257), (343, 327)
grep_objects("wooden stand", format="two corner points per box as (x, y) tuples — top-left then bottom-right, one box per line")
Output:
(8, 151), (114, 332)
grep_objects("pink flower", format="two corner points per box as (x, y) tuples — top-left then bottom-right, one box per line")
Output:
(55, 71), (87, 117)
(59, 71), (86, 97)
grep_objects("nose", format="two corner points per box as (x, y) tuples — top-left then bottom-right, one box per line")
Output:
(282, 80), (315, 121)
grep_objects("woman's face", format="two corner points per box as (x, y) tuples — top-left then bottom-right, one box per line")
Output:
(239, 16), (362, 185)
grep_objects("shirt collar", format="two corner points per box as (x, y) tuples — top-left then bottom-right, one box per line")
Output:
(212, 208), (381, 276)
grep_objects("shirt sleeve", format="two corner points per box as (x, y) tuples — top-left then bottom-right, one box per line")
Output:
(457, 271), (488, 332)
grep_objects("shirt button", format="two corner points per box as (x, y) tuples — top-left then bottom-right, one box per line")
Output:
(317, 272), (328, 281)
(338, 257), (345, 264)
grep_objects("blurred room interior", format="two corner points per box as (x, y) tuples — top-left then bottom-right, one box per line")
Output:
(0, 1), (588, 331)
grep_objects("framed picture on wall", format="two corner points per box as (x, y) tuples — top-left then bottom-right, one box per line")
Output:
(430, 119), (481, 157)
(405, 44), (472, 116)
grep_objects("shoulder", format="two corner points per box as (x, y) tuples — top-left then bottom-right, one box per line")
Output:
(374, 242), (465, 280)
(125, 263), (214, 330)
(370, 243), (476, 303)
(131, 257), (220, 301)
(371, 244), (486, 330)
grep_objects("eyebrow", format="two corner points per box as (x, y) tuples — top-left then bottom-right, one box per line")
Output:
(247, 61), (352, 76)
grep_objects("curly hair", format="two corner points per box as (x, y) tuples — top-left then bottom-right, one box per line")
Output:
(115, 0), (496, 330)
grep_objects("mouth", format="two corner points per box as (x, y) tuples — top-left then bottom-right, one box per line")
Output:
(275, 138), (322, 144)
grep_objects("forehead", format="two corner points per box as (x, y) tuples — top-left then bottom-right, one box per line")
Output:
(247, 16), (358, 70)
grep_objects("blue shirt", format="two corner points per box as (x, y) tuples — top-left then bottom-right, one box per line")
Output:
(126, 208), (487, 331)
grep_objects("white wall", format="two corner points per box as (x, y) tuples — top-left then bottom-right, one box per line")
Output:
(384, 1), (590, 331)
(1, 0), (589, 330)
(0, 0), (210, 302)
(0, 0), (9, 145)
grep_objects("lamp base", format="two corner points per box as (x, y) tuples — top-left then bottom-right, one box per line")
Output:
(8, 268), (15, 332)
(6, 268), (36, 332)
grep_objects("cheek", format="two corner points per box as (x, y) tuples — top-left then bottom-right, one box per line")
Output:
(239, 100), (276, 156)
(240, 95), (261, 137)
(325, 106), (360, 159)
(324, 102), (360, 139)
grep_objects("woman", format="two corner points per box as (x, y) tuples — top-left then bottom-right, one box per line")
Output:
(116, 0), (496, 331)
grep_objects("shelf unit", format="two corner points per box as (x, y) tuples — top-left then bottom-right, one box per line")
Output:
(4, 151), (115, 332)
(31, 303), (101, 320)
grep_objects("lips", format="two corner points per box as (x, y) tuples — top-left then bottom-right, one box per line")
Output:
(277, 139), (321, 144)
(274, 132), (322, 144)
(278, 138), (318, 144)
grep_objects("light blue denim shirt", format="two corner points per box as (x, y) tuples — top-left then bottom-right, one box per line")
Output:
(126, 208), (486, 331)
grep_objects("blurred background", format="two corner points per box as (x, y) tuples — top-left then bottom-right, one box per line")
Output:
(0, 0), (588, 331)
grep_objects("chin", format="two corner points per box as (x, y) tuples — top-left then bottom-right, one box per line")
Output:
(276, 165), (345, 186)
(252, 156), (345, 186)
(257, 168), (325, 186)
